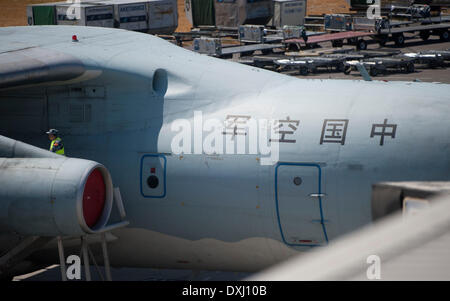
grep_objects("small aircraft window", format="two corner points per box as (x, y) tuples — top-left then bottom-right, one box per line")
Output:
(293, 177), (302, 186)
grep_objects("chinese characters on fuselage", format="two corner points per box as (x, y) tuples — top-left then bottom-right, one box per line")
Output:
(270, 116), (300, 144)
(222, 115), (398, 146)
(370, 119), (397, 146)
(222, 115), (251, 140)
(320, 119), (349, 145)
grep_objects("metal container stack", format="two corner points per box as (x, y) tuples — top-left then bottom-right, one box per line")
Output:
(98, 0), (150, 31)
(147, 0), (178, 34)
(269, 0), (307, 28)
(214, 0), (273, 28)
(55, 2), (115, 27)
(238, 24), (265, 43)
(26, 0), (178, 34)
(27, 1), (64, 26)
(324, 14), (353, 31)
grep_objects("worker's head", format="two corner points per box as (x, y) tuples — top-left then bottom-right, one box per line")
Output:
(46, 129), (58, 141)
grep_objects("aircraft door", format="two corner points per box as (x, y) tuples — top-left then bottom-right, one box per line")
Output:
(275, 163), (327, 247)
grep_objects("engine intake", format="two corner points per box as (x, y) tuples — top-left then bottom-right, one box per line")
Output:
(0, 157), (114, 236)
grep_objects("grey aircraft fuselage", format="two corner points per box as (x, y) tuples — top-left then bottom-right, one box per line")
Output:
(0, 26), (449, 272)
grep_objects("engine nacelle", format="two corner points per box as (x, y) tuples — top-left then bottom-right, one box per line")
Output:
(0, 157), (113, 236)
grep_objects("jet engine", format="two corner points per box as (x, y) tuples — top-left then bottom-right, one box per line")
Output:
(0, 136), (114, 237)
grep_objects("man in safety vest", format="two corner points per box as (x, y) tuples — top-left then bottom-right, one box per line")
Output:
(46, 129), (65, 156)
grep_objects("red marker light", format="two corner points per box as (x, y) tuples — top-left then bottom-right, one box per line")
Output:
(72, 35), (79, 42)
(151, 168), (156, 174)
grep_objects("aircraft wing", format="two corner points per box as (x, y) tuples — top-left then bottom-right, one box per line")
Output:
(248, 186), (450, 281)
(0, 46), (87, 91)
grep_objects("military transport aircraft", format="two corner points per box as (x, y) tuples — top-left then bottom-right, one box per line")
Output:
(0, 25), (449, 279)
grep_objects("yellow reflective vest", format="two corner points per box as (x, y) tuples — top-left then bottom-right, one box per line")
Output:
(50, 137), (65, 155)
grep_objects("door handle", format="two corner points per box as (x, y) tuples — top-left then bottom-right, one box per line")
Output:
(309, 193), (326, 198)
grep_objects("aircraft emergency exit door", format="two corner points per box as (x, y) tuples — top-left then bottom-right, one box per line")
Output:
(275, 163), (328, 247)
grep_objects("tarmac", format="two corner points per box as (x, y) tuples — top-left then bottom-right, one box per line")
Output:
(12, 265), (250, 281)
(289, 33), (450, 83)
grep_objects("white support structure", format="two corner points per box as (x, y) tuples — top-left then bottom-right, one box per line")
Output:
(101, 233), (112, 281)
(56, 233), (114, 281)
(53, 187), (128, 281)
(81, 237), (91, 281)
(114, 187), (127, 220)
(57, 236), (67, 281)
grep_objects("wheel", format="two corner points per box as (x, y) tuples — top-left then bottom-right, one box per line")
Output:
(377, 34), (389, 47)
(261, 48), (273, 55)
(348, 37), (358, 45)
(241, 51), (254, 57)
(377, 35), (389, 47)
(420, 30), (430, 41)
(369, 68), (378, 76)
(429, 61), (440, 68)
(356, 39), (367, 50)
(407, 62), (415, 73)
(401, 64), (408, 73)
(287, 43), (299, 51)
(440, 30), (449, 42)
(394, 33), (405, 47)
(343, 66), (352, 75)
(332, 40), (344, 48)
(255, 62), (265, 68)
(299, 67), (309, 75)
(336, 62), (345, 72)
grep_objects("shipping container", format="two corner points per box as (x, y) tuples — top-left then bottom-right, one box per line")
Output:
(193, 37), (222, 55)
(27, 2), (67, 26)
(324, 14), (353, 31)
(352, 16), (390, 31)
(147, 0), (178, 34)
(214, 0), (273, 28)
(185, 0), (216, 27)
(269, 0), (307, 28)
(55, 2), (114, 27)
(98, 0), (149, 31)
(282, 25), (305, 39)
(238, 24), (265, 42)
